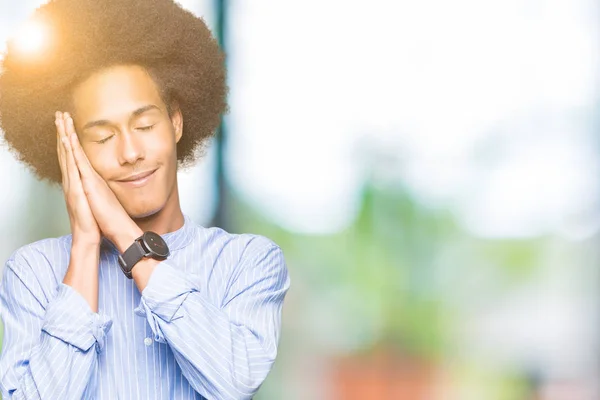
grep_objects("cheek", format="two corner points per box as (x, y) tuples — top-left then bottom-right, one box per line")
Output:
(83, 147), (113, 179)
(149, 128), (177, 159)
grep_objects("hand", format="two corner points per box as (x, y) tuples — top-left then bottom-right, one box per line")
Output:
(56, 112), (101, 247)
(62, 113), (139, 246)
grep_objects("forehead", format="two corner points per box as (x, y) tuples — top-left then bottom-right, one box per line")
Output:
(71, 65), (164, 121)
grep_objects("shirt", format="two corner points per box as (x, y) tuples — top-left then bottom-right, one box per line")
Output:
(0, 214), (290, 400)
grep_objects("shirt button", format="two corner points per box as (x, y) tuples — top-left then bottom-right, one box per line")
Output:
(144, 337), (153, 346)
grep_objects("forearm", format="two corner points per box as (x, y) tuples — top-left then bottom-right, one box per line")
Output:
(4, 332), (99, 400)
(1, 268), (112, 400)
(62, 241), (100, 312)
(135, 251), (289, 400)
(141, 291), (276, 400)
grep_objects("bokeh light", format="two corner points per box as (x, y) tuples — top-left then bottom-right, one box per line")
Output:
(12, 17), (49, 57)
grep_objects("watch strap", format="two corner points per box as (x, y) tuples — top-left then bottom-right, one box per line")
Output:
(118, 238), (148, 279)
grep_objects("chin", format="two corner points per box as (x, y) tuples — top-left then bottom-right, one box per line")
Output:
(126, 204), (163, 220)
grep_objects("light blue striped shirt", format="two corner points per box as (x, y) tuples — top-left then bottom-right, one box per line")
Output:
(0, 214), (290, 399)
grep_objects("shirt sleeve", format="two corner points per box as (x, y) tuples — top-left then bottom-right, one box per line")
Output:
(0, 254), (113, 400)
(134, 238), (290, 400)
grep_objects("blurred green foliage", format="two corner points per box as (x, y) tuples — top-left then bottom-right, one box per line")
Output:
(231, 180), (546, 361)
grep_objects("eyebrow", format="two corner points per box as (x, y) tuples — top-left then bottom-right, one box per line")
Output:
(81, 104), (161, 131)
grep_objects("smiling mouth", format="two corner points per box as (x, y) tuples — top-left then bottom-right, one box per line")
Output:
(117, 169), (157, 187)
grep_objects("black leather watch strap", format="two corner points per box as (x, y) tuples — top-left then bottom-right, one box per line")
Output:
(118, 238), (148, 279)
(118, 232), (170, 279)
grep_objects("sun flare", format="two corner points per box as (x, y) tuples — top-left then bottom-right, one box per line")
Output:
(13, 18), (49, 56)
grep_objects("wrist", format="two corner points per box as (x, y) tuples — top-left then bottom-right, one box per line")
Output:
(112, 223), (143, 254)
(71, 238), (101, 252)
(69, 242), (100, 268)
(131, 257), (160, 291)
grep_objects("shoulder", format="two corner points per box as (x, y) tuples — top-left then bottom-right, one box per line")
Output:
(7, 235), (70, 269)
(211, 230), (287, 289)
(184, 225), (290, 304)
(2, 236), (71, 302)
(194, 225), (283, 264)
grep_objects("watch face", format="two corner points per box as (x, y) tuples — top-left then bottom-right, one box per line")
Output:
(142, 231), (170, 258)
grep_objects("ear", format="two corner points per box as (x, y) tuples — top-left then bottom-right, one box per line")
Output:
(170, 103), (183, 143)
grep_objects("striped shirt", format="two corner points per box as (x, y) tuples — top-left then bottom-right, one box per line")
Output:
(0, 214), (290, 399)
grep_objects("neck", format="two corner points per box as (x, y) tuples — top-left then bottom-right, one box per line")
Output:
(132, 181), (185, 235)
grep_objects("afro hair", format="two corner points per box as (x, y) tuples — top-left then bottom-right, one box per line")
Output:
(0, 0), (227, 185)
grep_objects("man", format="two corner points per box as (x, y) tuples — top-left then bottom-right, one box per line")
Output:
(0, 0), (290, 399)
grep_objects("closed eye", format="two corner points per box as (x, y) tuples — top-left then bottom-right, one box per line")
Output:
(137, 124), (156, 132)
(96, 135), (114, 144)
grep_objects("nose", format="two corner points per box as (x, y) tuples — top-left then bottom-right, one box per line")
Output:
(117, 130), (145, 166)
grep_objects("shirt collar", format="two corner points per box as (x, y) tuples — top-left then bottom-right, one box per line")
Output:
(101, 213), (197, 254)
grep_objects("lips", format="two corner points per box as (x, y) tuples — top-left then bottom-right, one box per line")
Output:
(118, 169), (156, 182)
(117, 168), (157, 187)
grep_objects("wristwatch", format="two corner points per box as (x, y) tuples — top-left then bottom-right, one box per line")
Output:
(118, 232), (170, 279)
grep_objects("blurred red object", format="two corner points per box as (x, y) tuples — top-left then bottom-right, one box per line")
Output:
(329, 348), (435, 400)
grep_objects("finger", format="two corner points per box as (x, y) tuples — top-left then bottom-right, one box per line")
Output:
(61, 114), (82, 191)
(56, 112), (69, 189)
(56, 113), (64, 166)
(66, 115), (95, 178)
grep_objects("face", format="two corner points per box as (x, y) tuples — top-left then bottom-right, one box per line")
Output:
(71, 65), (183, 218)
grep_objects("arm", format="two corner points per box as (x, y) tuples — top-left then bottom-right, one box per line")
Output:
(62, 121), (290, 398)
(133, 239), (290, 400)
(62, 241), (101, 312)
(0, 249), (112, 400)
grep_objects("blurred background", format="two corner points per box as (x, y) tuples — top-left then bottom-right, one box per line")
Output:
(1, 0), (600, 399)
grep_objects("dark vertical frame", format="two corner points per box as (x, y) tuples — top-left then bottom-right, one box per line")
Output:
(211, 0), (229, 230)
